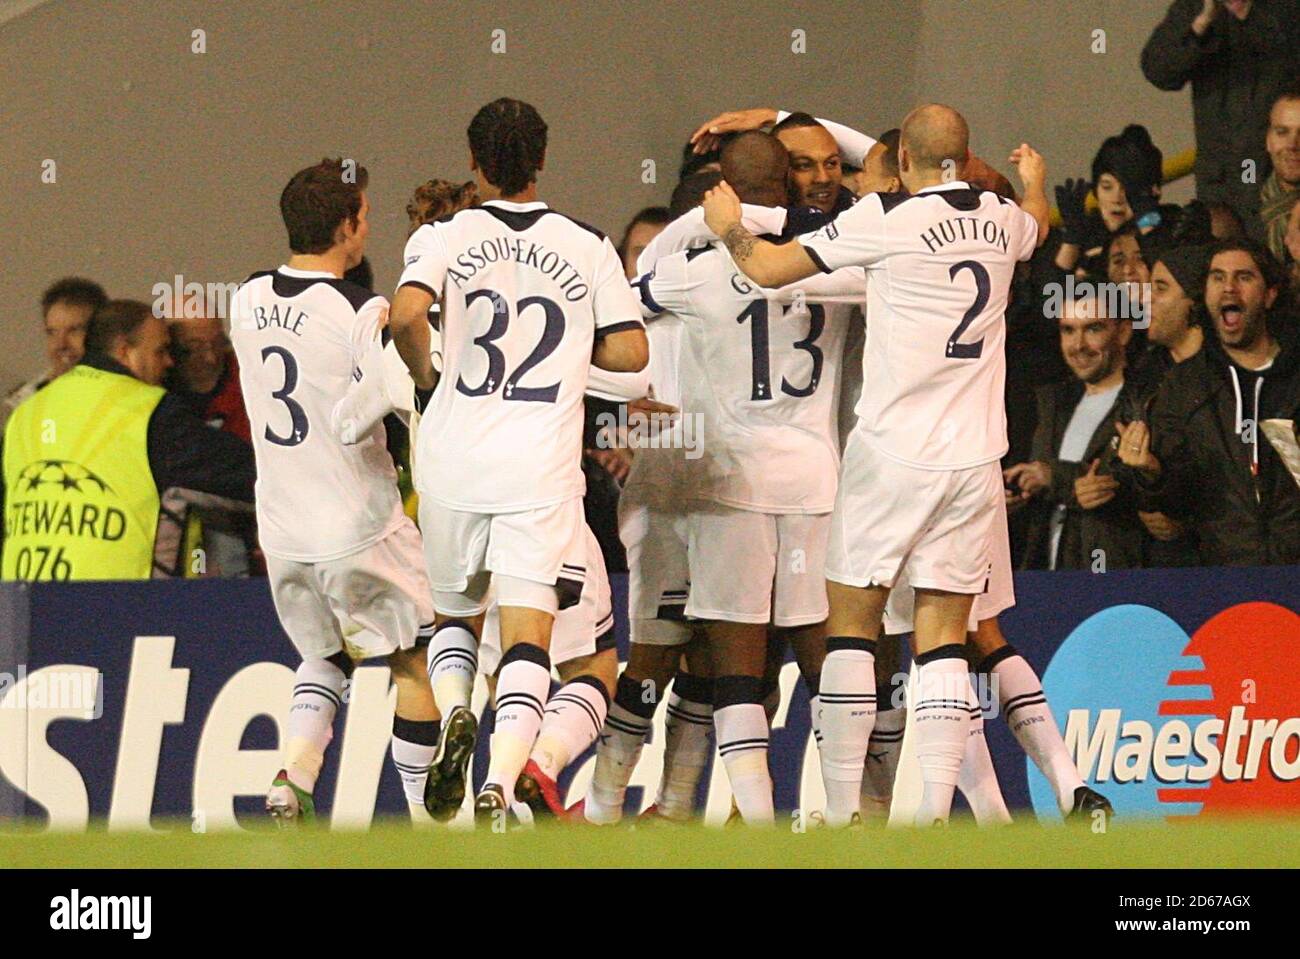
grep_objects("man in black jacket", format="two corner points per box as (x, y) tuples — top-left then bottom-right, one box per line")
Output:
(1113, 245), (1209, 564)
(1007, 290), (1145, 570)
(1119, 239), (1300, 565)
(1141, 0), (1300, 226)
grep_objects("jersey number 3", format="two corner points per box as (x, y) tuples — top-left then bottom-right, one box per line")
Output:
(261, 345), (309, 446)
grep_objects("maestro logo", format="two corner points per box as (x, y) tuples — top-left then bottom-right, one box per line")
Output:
(1030, 603), (1300, 819)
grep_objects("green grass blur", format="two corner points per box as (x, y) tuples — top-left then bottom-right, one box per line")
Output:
(4, 816), (1299, 869)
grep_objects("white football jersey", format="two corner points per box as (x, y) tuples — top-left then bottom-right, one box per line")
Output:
(641, 227), (865, 514)
(398, 200), (644, 512)
(230, 267), (405, 562)
(800, 181), (1038, 470)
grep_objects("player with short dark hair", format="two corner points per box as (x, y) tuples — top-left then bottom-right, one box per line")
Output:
(231, 158), (440, 826)
(389, 98), (648, 823)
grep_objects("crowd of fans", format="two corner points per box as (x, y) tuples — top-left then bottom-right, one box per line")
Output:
(3, 0), (1298, 580)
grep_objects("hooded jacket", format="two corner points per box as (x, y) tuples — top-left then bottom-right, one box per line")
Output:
(1139, 318), (1300, 565)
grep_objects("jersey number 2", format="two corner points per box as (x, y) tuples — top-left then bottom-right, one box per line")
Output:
(946, 260), (989, 360)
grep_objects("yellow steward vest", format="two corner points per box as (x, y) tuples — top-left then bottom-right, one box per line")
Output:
(2, 364), (163, 580)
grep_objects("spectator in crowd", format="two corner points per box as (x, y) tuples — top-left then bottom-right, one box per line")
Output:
(165, 295), (255, 576)
(1, 300), (255, 580)
(0, 277), (107, 432)
(166, 305), (250, 443)
(1261, 91), (1300, 261)
(1120, 239), (1300, 565)
(1114, 245), (1211, 564)
(1207, 200), (1247, 239)
(1007, 290), (1145, 570)
(1285, 195), (1300, 287)
(1141, 0), (1300, 224)
(616, 205), (670, 278)
(1054, 126), (1174, 278)
(1105, 223), (1152, 287)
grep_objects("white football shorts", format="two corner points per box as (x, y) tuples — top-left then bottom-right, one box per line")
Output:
(478, 524), (616, 675)
(266, 518), (435, 661)
(621, 501), (692, 646)
(826, 432), (1001, 596)
(685, 504), (830, 628)
(882, 487), (1014, 635)
(419, 495), (587, 617)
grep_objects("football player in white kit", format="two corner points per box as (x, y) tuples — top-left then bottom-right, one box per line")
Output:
(639, 132), (866, 825)
(339, 326), (638, 824)
(877, 496), (1113, 823)
(703, 104), (1051, 827)
(388, 99), (648, 822)
(230, 158), (440, 825)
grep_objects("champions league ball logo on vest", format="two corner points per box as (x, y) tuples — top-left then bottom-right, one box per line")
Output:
(1033, 603), (1300, 818)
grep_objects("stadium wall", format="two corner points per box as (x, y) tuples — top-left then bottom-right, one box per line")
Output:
(2, 566), (1297, 832)
(2, 0), (1191, 388)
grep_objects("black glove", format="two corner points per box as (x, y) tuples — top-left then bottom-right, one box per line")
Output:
(1054, 178), (1091, 246)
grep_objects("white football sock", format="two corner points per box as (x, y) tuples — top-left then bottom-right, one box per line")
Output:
(819, 638), (877, 827)
(391, 716), (439, 821)
(586, 672), (658, 824)
(655, 673), (713, 821)
(427, 621), (478, 715)
(284, 657), (347, 794)
(957, 677), (1011, 825)
(985, 646), (1084, 814)
(531, 676), (609, 781)
(486, 644), (551, 804)
(912, 649), (971, 826)
(714, 684), (774, 826)
(862, 694), (906, 820)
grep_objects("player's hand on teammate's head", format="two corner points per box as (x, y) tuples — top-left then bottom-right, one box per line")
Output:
(702, 180), (743, 237)
(1008, 143), (1046, 189)
(689, 108), (778, 154)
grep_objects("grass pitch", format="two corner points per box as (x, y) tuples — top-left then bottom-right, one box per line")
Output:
(4, 816), (1299, 869)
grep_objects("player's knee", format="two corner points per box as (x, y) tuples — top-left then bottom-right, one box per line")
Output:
(386, 645), (427, 683)
(323, 650), (357, 680)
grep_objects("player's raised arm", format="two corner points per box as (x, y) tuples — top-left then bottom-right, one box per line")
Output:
(689, 107), (876, 166)
(1009, 143), (1051, 248)
(702, 181), (819, 289)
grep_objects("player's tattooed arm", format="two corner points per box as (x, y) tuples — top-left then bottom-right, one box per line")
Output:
(722, 224), (757, 262)
(390, 283), (440, 391)
(703, 181), (819, 288)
